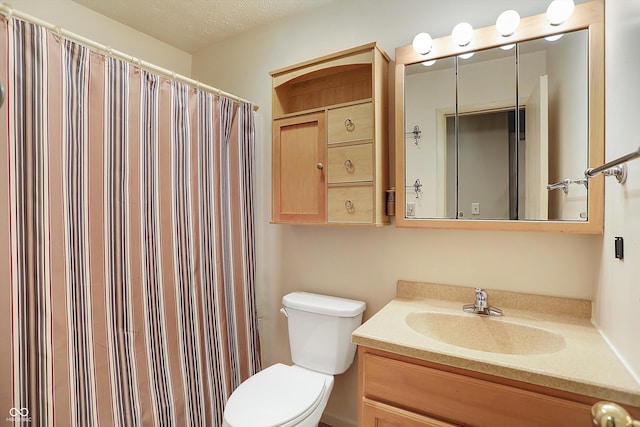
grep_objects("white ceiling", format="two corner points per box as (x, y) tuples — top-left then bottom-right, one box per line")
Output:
(72, 0), (333, 53)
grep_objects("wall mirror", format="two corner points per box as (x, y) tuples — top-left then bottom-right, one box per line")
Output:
(395, 1), (604, 233)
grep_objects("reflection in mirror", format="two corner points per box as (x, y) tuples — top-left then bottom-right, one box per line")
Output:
(456, 46), (517, 220)
(404, 57), (455, 219)
(403, 30), (588, 221)
(520, 31), (588, 221)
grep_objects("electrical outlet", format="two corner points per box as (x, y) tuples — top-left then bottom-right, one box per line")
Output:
(471, 202), (480, 215)
(407, 202), (416, 217)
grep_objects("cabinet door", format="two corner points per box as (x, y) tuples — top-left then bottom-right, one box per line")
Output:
(272, 113), (326, 223)
(362, 398), (458, 427)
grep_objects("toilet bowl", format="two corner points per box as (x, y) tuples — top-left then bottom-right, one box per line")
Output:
(222, 292), (366, 427)
(222, 364), (334, 427)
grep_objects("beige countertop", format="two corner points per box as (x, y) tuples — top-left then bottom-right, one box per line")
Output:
(352, 281), (640, 407)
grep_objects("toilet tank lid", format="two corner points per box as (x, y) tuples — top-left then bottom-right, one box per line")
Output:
(282, 292), (366, 317)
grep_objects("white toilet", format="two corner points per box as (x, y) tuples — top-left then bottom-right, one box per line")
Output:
(222, 292), (366, 427)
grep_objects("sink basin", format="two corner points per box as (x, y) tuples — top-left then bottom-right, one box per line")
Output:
(406, 312), (566, 355)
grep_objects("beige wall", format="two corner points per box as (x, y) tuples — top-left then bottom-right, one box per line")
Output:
(8, 0), (192, 75)
(191, 1), (608, 426)
(593, 0), (640, 384)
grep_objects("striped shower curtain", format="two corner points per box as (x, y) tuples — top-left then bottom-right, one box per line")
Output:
(0, 15), (261, 427)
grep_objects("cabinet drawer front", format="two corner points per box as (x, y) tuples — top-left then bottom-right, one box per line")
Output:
(328, 143), (373, 183)
(328, 103), (373, 143)
(363, 353), (592, 427)
(363, 398), (458, 427)
(328, 185), (373, 223)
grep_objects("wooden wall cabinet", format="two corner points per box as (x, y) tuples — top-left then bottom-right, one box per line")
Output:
(358, 347), (640, 427)
(270, 43), (390, 226)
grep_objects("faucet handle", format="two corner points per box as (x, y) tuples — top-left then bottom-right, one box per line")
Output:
(474, 288), (488, 309)
(464, 288), (503, 316)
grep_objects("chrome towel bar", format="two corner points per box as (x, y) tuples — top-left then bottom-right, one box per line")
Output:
(585, 146), (640, 184)
(550, 146), (640, 191)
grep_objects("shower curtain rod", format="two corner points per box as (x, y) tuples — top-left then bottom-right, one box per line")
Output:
(0, 3), (259, 111)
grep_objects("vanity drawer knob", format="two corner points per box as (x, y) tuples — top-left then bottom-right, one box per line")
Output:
(316, 162), (324, 170)
(345, 199), (355, 211)
(344, 159), (354, 171)
(344, 118), (355, 131)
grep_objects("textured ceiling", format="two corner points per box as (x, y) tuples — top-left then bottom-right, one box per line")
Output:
(72, 0), (333, 53)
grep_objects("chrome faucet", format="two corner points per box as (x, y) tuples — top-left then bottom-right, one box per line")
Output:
(463, 288), (503, 316)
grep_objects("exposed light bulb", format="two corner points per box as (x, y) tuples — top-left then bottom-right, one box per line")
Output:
(459, 52), (475, 60)
(412, 32), (433, 55)
(545, 34), (564, 41)
(452, 22), (474, 47)
(496, 10), (520, 37)
(421, 60), (437, 67)
(500, 44), (516, 51)
(546, 0), (575, 26)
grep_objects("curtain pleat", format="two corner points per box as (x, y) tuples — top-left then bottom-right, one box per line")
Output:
(170, 80), (207, 427)
(140, 70), (178, 427)
(59, 37), (99, 427)
(104, 56), (144, 427)
(1, 15), (261, 427)
(0, 16), (13, 425)
(7, 17), (54, 426)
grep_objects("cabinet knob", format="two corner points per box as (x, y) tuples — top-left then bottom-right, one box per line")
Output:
(344, 159), (354, 171)
(316, 163), (324, 170)
(345, 199), (354, 211)
(344, 118), (355, 131)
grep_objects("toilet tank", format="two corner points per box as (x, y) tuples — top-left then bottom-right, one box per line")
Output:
(282, 292), (366, 375)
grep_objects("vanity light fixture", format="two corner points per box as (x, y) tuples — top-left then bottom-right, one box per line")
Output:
(545, 34), (564, 41)
(452, 22), (473, 47)
(500, 44), (516, 50)
(459, 52), (475, 59)
(412, 32), (433, 55)
(496, 10), (520, 37)
(546, 0), (575, 26)
(421, 60), (437, 67)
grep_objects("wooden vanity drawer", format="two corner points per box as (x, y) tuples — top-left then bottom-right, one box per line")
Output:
(362, 352), (593, 427)
(328, 185), (373, 223)
(328, 143), (373, 183)
(328, 102), (373, 143)
(362, 398), (457, 427)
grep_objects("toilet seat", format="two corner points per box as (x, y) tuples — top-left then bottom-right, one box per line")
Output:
(223, 364), (329, 427)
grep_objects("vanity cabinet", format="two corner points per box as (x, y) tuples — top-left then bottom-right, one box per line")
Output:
(270, 43), (389, 226)
(358, 346), (640, 427)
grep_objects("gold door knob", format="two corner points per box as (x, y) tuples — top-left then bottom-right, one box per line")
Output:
(592, 401), (640, 427)
(316, 163), (324, 170)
